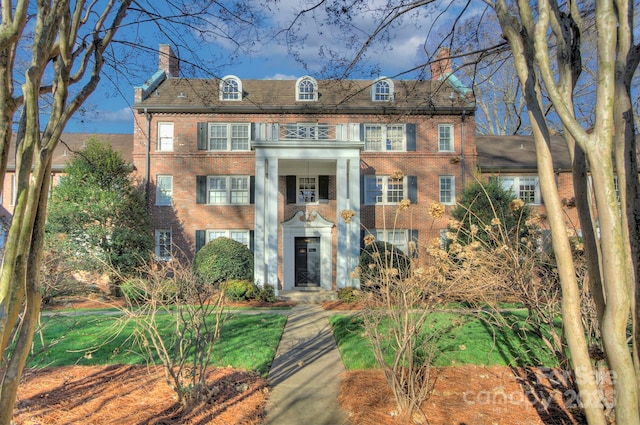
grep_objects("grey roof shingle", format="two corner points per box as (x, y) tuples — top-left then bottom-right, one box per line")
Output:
(476, 135), (572, 172)
(134, 77), (475, 114)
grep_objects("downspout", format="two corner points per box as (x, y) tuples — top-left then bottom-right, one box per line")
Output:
(461, 108), (466, 187)
(144, 108), (151, 203)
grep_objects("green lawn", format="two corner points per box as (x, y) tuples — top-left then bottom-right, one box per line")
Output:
(30, 312), (287, 376)
(329, 310), (559, 370)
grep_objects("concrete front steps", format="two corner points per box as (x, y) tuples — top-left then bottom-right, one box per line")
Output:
(277, 288), (338, 303)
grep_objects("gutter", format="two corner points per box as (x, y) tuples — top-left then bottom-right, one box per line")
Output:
(132, 103), (476, 116)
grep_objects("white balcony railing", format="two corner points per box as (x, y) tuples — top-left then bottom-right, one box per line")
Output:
(252, 123), (361, 143)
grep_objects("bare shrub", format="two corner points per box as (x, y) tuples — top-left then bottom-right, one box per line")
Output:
(445, 185), (602, 408)
(352, 196), (492, 423)
(120, 258), (226, 408)
(40, 235), (79, 304)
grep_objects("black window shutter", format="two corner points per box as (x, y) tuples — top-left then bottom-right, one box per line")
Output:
(249, 230), (255, 252)
(195, 230), (206, 253)
(196, 176), (207, 204)
(406, 123), (416, 151)
(250, 176), (255, 204)
(250, 123), (256, 141)
(318, 175), (329, 200)
(408, 176), (418, 204)
(360, 229), (365, 249)
(197, 122), (208, 150)
(360, 175), (365, 204)
(286, 175), (297, 204)
(360, 123), (365, 142)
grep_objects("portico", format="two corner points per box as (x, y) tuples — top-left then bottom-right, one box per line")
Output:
(253, 138), (362, 294)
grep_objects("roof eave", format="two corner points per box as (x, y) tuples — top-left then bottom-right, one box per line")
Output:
(132, 103), (476, 115)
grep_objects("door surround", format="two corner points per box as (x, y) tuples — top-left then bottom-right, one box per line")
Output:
(282, 211), (333, 291)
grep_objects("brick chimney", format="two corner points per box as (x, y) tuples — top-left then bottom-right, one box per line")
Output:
(158, 44), (179, 77)
(431, 48), (452, 81)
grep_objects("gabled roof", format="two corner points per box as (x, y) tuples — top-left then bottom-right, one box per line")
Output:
(476, 135), (572, 172)
(6, 133), (133, 172)
(133, 77), (475, 115)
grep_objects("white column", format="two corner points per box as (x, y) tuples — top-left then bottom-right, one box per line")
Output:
(348, 157), (361, 288)
(266, 158), (279, 292)
(336, 158), (349, 288)
(254, 159), (266, 288)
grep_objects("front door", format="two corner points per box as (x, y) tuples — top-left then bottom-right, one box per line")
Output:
(295, 237), (320, 287)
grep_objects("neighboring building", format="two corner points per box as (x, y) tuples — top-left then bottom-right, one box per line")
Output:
(0, 132), (133, 224)
(476, 134), (579, 231)
(132, 45), (476, 292)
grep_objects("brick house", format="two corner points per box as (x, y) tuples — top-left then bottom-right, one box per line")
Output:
(131, 45), (477, 292)
(0, 133), (133, 247)
(476, 135), (580, 233)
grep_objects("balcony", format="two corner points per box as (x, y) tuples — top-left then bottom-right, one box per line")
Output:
(252, 123), (362, 144)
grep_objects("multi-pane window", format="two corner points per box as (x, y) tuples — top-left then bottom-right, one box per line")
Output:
(207, 176), (250, 204)
(207, 229), (250, 248)
(230, 176), (250, 204)
(439, 176), (455, 204)
(207, 123), (250, 151)
(155, 229), (172, 260)
(364, 175), (406, 205)
(156, 175), (173, 206)
(370, 229), (409, 254)
(158, 122), (174, 151)
(297, 77), (317, 101)
(363, 124), (405, 151)
(498, 176), (541, 204)
(373, 79), (392, 101)
(221, 77), (241, 100)
(438, 124), (454, 151)
(298, 177), (317, 203)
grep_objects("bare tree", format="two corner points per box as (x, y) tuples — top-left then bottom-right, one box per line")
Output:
(0, 3), (133, 422)
(0, 1), (261, 422)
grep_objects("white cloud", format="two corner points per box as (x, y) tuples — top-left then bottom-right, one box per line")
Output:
(99, 107), (134, 122)
(264, 73), (297, 80)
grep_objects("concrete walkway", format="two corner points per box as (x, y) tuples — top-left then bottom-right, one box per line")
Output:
(263, 304), (351, 425)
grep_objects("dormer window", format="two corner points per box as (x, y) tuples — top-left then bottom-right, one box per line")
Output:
(296, 76), (318, 101)
(220, 75), (242, 101)
(372, 78), (393, 101)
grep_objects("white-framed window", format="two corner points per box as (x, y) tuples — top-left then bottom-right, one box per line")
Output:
(363, 124), (405, 151)
(369, 229), (410, 254)
(439, 175), (455, 205)
(207, 123), (250, 151)
(498, 176), (541, 204)
(438, 124), (454, 152)
(157, 122), (174, 152)
(207, 229), (250, 248)
(220, 75), (242, 100)
(296, 76), (318, 101)
(372, 78), (394, 101)
(207, 176), (250, 205)
(155, 229), (172, 260)
(156, 175), (173, 206)
(364, 175), (406, 205)
(298, 176), (317, 203)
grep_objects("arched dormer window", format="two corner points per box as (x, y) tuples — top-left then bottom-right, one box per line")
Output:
(296, 76), (318, 101)
(372, 77), (394, 101)
(220, 75), (242, 101)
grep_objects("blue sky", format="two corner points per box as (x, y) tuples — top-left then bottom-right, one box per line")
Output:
(64, 0), (469, 135)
